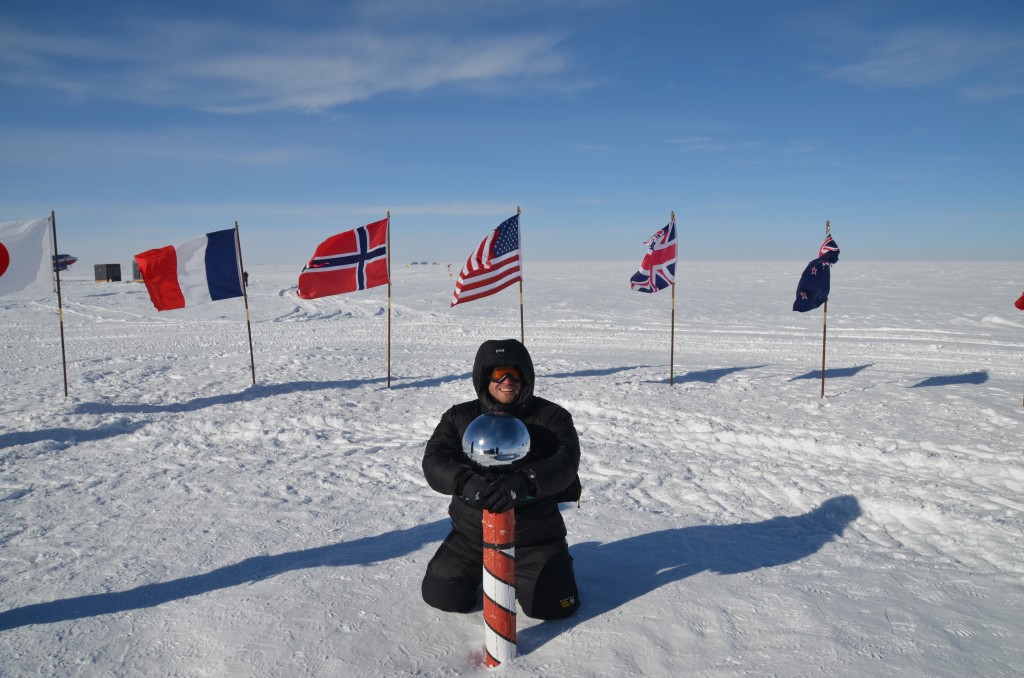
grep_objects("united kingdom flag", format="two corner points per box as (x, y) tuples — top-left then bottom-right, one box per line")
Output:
(297, 218), (389, 299)
(818, 234), (840, 263)
(630, 217), (677, 293)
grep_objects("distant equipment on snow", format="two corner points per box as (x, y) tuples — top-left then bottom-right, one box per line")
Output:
(94, 263), (122, 283)
(132, 261), (144, 282)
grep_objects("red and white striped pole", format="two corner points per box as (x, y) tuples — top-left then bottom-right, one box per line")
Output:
(482, 508), (516, 668)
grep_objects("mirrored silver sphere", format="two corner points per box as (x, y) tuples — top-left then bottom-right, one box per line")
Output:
(462, 413), (530, 468)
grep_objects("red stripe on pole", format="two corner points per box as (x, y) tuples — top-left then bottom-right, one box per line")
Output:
(484, 549), (515, 584)
(482, 509), (516, 668)
(484, 596), (517, 639)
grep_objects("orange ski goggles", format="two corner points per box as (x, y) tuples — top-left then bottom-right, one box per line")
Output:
(489, 366), (522, 384)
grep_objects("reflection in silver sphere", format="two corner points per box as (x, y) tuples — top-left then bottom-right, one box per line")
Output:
(462, 413), (531, 468)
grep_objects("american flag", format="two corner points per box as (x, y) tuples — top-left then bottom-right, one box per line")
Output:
(630, 217), (677, 293)
(297, 218), (389, 300)
(451, 215), (521, 306)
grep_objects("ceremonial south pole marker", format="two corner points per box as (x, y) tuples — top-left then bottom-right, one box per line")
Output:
(482, 508), (516, 668)
(462, 412), (530, 668)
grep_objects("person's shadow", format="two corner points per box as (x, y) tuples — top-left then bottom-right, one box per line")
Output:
(521, 495), (861, 652)
(0, 519), (449, 632)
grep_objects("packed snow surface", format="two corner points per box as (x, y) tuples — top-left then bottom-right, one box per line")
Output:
(1, 262), (1022, 677)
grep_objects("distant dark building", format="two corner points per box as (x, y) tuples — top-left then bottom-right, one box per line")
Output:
(94, 264), (122, 283)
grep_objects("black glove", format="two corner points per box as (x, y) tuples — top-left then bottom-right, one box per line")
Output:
(459, 473), (490, 507)
(479, 472), (531, 513)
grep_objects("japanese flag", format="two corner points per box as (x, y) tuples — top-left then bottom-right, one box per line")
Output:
(0, 218), (52, 297)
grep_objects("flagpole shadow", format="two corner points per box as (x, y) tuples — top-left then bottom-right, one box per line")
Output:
(0, 419), (148, 452)
(388, 372), (473, 390)
(71, 378), (389, 416)
(790, 364), (872, 381)
(0, 519), (449, 631)
(672, 365), (768, 384)
(546, 366), (649, 379)
(519, 495), (861, 654)
(910, 371), (988, 388)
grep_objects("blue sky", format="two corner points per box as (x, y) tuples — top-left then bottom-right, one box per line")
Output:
(1, 0), (1022, 267)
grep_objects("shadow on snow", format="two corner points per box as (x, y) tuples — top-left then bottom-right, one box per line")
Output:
(521, 495), (862, 653)
(790, 364), (872, 381)
(0, 498), (862, 635)
(0, 520), (450, 631)
(673, 365), (768, 384)
(70, 378), (391, 415)
(388, 371), (472, 390)
(67, 366), (659, 415)
(910, 371), (989, 388)
(545, 366), (650, 379)
(0, 420), (148, 452)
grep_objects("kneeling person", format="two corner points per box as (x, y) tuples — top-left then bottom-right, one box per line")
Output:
(421, 338), (581, 620)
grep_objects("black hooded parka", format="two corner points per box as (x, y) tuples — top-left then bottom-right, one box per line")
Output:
(422, 339), (581, 548)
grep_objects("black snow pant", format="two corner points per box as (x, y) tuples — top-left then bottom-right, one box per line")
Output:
(421, 529), (580, 620)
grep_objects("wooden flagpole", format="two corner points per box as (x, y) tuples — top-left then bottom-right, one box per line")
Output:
(821, 219), (830, 399)
(387, 211), (392, 389)
(50, 210), (69, 397)
(669, 210), (676, 386)
(234, 222), (257, 385)
(517, 205), (524, 344)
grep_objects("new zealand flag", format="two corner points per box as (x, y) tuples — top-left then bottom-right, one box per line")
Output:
(793, 235), (839, 312)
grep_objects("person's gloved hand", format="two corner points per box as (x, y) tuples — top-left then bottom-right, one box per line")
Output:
(459, 473), (490, 507)
(480, 472), (531, 513)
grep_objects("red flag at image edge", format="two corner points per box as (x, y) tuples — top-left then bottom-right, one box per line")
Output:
(1015, 292), (1024, 311)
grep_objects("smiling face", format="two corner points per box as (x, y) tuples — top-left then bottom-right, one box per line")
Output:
(487, 365), (522, 405)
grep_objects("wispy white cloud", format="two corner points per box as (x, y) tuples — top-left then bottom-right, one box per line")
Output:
(0, 127), (318, 167)
(359, 202), (514, 217)
(827, 27), (1024, 99)
(0, 18), (572, 114)
(569, 142), (612, 154)
(665, 136), (759, 153)
(961, 83), (1024, 103)
(782, 139), (821, 155)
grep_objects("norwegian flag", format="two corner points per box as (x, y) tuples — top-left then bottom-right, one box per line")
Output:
(297, 218), (389, 299)
(451, 214), (521, 306)
(793, 234), (840, 312)
(630, 217), (677, 293)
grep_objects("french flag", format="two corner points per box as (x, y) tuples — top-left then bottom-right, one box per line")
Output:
(135, 229), (244, 311)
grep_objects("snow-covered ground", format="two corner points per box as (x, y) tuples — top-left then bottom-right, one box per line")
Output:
(1, 261), (1022, 677)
